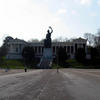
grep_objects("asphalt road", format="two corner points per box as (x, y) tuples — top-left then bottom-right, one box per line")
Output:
(0, 69), (100, 100)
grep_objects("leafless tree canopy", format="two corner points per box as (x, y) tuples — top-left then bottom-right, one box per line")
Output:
(28, 39), (39, 43)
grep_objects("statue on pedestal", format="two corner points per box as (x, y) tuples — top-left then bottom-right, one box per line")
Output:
(38, 26), (53, 69)
(44, 26), (53, 48)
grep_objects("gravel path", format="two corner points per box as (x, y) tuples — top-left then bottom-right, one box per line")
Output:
(0, 69), (100, 100)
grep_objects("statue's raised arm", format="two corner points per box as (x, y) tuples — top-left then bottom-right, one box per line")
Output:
(49, 26), (53, 34)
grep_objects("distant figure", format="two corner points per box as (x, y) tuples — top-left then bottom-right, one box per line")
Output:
(57, 66), (59, 73)
(44, 26), (53, 48)
(24, 67), (27, 72)
(5, 66), (9, 72)
(5, 68), (8, 72)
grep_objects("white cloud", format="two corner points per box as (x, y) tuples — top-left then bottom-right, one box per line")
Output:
(75, 0), (92, 5)
(57, 9), (67, 15)
(0, 0), (71, 45)
(71, 10), (79, 16)
(90, 13), (97, 17)
(98, 0), (100, 6)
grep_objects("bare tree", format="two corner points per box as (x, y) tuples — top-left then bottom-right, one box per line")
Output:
(0, 37), (9, 66)
(40, 39), (44, 43)
(84, 33), (95, 46)
(94, 29), (100, 47)
(52, 38), (59, 42)
(0, 45), (8, 59)
(28, 39), (39, 43)
(53, 37), (69, 42)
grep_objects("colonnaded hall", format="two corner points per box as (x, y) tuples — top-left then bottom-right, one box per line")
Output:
(5, 36), (89, 59)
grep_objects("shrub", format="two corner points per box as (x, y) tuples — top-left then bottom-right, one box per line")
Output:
(75, 48), (86, 63)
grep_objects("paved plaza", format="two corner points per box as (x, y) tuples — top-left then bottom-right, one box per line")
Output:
(0, 69), (100, 100)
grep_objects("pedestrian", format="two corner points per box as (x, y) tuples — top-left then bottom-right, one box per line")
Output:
(5, 68), (8, 72)
(5, 66), (9, 72)
(24, 67), (27, 72)
(57, 66), (59, 73)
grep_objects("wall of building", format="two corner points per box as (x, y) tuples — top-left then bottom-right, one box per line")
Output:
(6, 37), (87, 59)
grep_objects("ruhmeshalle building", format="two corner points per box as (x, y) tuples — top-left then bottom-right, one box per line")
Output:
(6, 36), (88, 59)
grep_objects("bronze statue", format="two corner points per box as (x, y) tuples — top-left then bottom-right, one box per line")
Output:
(46, 26), (53, 39)
(44, 26), (53, 48)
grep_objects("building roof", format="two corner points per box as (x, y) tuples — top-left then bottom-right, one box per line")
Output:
(73, 37), (87, 43)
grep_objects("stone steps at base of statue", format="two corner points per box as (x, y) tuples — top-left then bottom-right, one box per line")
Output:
(38, 58), (52, 69)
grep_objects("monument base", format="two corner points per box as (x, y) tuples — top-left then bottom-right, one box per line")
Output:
(38, 48), (53, 69)
(43, 48), (53, 59)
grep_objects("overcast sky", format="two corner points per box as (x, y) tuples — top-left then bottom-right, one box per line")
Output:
(0, 0), (100, 45)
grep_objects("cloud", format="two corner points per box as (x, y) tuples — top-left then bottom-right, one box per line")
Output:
(98, 0), (100, 6)
(57, 9), (67, 15)
(0, 0), (71, 45)
(75, 0), (92, 5)
(90, 13), (97, 17)
(71, 10), (79, 16)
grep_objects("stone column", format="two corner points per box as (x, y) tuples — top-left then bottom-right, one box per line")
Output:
(40, 47), (42, 55)
(36, 47), (38, 54)
(73, 44), (75, 54)
(10, 44), (13, 53)
(66, 46), (67, 52)
(69, 46), (71, 54)
(55, 46), (57, 55)
(37, 47), (39, 55)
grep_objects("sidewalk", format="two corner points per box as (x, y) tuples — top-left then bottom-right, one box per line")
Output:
(0, 69), (32, 76)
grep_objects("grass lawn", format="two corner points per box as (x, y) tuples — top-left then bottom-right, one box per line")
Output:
(1, 59), (98, 69)
(52, 59), (85, 69)
(52, 63), (61, 69)
(0, 60), (24, 69)
(66, 59), (85, 68)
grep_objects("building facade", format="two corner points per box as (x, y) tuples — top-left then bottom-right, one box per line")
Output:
(6, 36), (87, 59)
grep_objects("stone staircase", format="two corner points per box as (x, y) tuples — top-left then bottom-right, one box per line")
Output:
(38, 57), (52, 69)
(38, 48), (53, 69)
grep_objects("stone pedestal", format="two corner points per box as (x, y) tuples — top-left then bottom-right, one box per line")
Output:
(38, 27), (53, 69)
(38, 48), (53, 69)
(43, 48), (53, 59)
